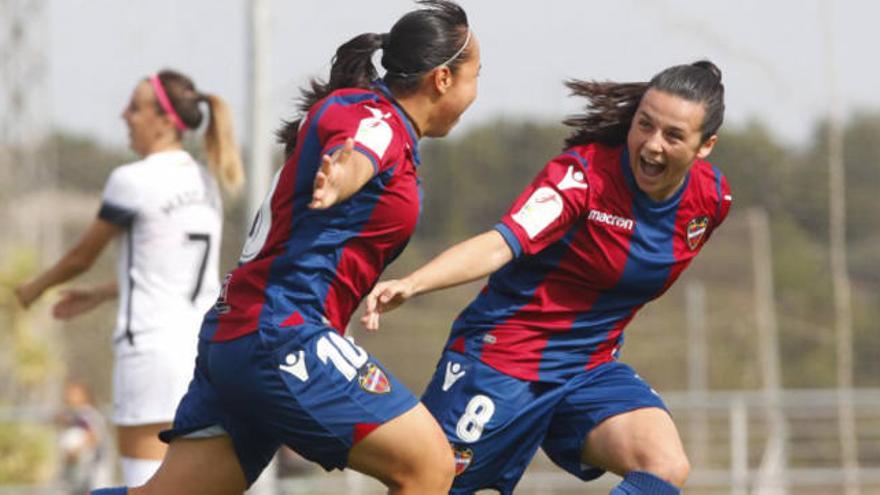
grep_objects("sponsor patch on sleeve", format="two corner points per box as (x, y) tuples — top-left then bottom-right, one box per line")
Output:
(511, 186), (563, 239)
(354, 106), (393, 159)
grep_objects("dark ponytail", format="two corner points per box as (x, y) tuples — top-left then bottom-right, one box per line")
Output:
(276, 0), (470, 156)
(564, 60), (726, 148)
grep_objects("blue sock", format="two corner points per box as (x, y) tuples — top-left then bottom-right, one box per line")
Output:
(610, 471), (680, 495)
(90, 488), (128, 495)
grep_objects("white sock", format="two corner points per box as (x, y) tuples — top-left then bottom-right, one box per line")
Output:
(121, 457), (161, 486)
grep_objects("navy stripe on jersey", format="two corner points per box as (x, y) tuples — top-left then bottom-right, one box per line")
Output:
(712, 165), (724, 222)
(98, 201), (136, 227)
(494, 222), (523, 258)
(451, 226), (580, 357)
(257, 93), (392, 330)
(325, 142), (381, 175)
(113, 229), (136, 346)
(563, 149), (589, 171)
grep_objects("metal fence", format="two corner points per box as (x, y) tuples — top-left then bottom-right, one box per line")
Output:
(3, 389), (880, 495)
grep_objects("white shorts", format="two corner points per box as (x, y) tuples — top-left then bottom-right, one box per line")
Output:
(112, 331), (198, 426)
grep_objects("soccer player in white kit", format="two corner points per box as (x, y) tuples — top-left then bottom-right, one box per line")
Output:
(15, 69), (245, 486)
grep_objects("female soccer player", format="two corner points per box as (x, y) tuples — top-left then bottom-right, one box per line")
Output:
(16, 69), (244, 485)
(92, 1), (479, 494)
(364, 61), (732, 495)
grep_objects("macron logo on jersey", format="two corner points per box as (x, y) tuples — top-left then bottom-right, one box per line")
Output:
(557, 165), (588, 191)
(280, 350), (309, 382)
(587, 209), (635, 232)
(355, 106), (393, 159)
(442, 361), (466, 391)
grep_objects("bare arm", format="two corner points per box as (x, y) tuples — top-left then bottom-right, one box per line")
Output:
(309, 138), (376, 209)
(15, 219), (121, 308)
(52, 281), (118, 320)
(361, 230), (514, 331)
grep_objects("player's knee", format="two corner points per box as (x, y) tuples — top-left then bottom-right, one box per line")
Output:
(419, 441), (456, 490)
(390, 440), (455, 492)
(639, 452), (690, 487)
(428, 441), (456, 489)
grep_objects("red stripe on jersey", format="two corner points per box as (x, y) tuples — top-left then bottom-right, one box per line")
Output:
(281, 310), (304, 327)
(323, 170), (420, 334)
(214, 145), (302, 341)
(661, 160), (718, 295)
(479, 327), (549, 381)
(576, 150), (639, 370)
(586, 312), (635, 369)
(449, 337), (466, 353)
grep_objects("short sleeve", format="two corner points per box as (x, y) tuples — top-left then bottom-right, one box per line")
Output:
(317, 99), (401, 176)
(98, 167), (140, 227)
(703, 165), (732, 244)
(714, 168), (732, 227)
(495, 151), (591, 258)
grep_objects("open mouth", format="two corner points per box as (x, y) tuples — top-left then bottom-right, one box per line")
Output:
(638, 155), (665, 179)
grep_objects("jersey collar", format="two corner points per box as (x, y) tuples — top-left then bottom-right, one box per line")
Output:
(373, 79), (421, 166)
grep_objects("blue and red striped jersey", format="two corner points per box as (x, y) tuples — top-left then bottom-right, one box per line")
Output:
(201, 81), (422, 342)
(446, 143), (732, 382)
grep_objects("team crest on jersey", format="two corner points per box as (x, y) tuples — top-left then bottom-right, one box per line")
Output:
(453, 446), (474, 476)
(686, 216), (710, 250)
(358, 363), (391, 394)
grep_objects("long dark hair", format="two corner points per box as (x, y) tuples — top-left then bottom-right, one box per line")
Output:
(563, 60), (725, 148)
(276, 0), (470, 156)
(155, 69), (245, 195)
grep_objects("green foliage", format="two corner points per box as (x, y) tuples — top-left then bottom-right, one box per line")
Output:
(43, 132), (132, 193)
(0, 248), (56, 388)
(0, 422), (54, 483)
(418, 120), (567, 242)
(709, 120), (790, 212)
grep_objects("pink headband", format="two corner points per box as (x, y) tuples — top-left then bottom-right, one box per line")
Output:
(149, 74), (187, 131)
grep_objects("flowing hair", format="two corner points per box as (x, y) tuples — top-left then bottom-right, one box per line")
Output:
(564, 60), (725, 148)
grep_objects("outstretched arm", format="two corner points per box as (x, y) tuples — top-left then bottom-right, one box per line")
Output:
(15, 219), (121, 308)
(361, 229), (514, 331)
(309, 138), (376, 209)
(52, 281), (118, 320)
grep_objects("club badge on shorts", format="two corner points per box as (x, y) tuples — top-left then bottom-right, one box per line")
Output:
(453, 446), (474, 476)
(358, 362), (391, 394)
(686, 216), (710, 250)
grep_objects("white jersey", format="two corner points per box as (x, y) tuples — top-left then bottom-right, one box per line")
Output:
(99, 150), (222, 349)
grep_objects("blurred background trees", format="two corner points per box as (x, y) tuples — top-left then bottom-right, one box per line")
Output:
(1, 111), (878, 486)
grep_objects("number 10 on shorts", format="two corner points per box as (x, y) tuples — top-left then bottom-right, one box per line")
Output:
(316, 331), (368, 381)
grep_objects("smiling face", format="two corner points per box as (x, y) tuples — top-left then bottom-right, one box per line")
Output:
(626, 88), (717, 201)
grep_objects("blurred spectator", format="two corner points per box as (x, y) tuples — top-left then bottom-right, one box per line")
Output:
(56, 379), (106, 495)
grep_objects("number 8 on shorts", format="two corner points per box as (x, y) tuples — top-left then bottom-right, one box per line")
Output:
(456, 395), (495, 443)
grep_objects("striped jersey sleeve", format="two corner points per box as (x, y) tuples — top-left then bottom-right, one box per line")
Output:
(316, 99), (402, 176)
(495, 151), (591, 258)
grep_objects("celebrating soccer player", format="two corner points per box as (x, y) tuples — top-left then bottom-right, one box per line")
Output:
(91, 1), (480, 494)
(364, 60), (732, 495)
